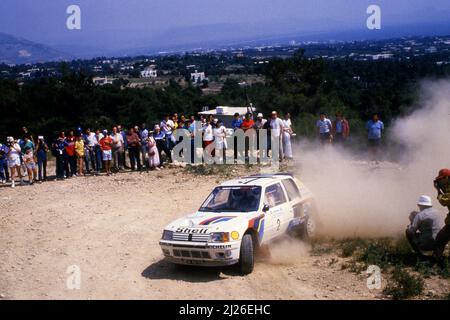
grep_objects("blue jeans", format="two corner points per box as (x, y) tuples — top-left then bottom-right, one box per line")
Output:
(37, 156), (47, 181)
(95, 145), (103, 172)
(0, 159), (8, 181)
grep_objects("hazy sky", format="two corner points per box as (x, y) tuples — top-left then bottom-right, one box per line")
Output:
(1, 0), (450, 51)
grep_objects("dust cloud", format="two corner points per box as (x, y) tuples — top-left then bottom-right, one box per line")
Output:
(261, 237), (311, 265)
(295, 80), (450, 238)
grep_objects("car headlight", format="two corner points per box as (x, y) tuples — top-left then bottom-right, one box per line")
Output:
(162, 230), (173, 240)
(209, 232), (229, 243)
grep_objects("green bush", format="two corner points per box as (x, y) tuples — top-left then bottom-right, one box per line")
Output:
(383, 267), (424, 300)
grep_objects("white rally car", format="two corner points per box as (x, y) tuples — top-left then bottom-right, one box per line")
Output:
(159, 173), (317, 274)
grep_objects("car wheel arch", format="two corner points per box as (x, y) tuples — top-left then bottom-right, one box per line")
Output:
(243, 228), (260, 248)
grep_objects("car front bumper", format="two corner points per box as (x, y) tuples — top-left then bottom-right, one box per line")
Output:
(159, 240), (241, 266)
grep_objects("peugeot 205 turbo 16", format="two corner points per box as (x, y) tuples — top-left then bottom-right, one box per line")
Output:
(159, 173), (317, 274)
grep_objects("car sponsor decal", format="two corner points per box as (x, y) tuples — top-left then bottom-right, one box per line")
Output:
(199, 216), (236, 225)
(175, 227), (209, 234)
(248, 214), (265, 241)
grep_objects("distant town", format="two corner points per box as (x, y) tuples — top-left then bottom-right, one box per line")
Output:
(1, 34), (450, 96)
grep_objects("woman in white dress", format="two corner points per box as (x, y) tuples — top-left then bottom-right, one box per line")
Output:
(282, 114), (293, 159)
(213, 120), (227, 164)
(147, 133), (160, 170)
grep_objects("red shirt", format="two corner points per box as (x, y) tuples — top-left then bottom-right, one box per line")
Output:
(65, 136), (76, 156)
(99, 136), (113, 151)
(241, 119), (255, 131)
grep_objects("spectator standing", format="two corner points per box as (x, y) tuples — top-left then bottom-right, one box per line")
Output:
(254, 113), (267, 130)
(53, 132), (68, 180)
(161, 115), (175, 152)
(213, 120), (227, 163)
(65, 130), (77, 177)
(154, 124), (171, 166)
(99, 130), (113, 175)
(366, 113), (384, 161)
(0, 141), (9, 183)
(84, 128), (97, 173)
(203, 119), (214, 158)
(147, 132), (160, 170)
(23, 147), (37, 184)
(231, 113), (243, 162)
(118, 125), (128, 169)
(94, 130), (104, 174)
(282, 113), (293, 159)
(270, 111), (285, 160)
(139, 123), (149, 169)
(111, 126), (124, 171)
(36, 136), (48, 182)
(126, 127), (142, 171)
(7, 137), (23, 187)
(316, 112), (333, 144)
(75, 135), (85, 176)
(241, 113), (255, 161)
(332, 111), (350, 143)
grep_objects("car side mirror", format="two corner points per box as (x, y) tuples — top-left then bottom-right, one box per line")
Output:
(262, 204), (270, 212)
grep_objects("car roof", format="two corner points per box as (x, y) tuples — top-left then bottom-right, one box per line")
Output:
(219, 173), (296, 188)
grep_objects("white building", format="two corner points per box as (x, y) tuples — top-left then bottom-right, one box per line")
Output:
(140, 66), (157, 78)
(92, 76), (115, 86)
(190, 70), (206, 84)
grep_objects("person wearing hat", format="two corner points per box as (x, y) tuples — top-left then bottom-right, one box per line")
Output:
(433, 168), (450, 264)
(406, 195), (444, 256)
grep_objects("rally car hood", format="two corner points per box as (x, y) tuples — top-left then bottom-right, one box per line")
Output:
(165, 211), (251, 232)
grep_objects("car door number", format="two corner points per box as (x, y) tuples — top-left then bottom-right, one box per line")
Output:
(276, 219), (281, 231)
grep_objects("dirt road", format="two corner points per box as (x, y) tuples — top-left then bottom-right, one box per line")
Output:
(0, 166), (421, 299)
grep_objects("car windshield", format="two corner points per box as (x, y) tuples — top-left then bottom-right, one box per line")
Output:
(199, 186), (262, 213)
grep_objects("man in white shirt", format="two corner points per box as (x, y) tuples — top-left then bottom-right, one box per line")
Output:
(406, 195), (444, 256)
(316, 112), (333, 144)
(161, 114), (175, 151)
(269, 111), (285, 161)
(84, 128), (98, 173)
(111, 126), (124, 171)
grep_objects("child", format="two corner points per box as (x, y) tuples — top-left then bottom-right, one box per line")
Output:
(75, 135), (85, 176)
(23, 147), (37, 184)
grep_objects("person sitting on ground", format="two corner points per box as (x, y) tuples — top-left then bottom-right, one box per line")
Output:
(433, 168), (450, 265)
(406, 195), (444, 257)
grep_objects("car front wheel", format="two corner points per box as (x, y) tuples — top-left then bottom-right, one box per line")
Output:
(238, 234), (254, 275)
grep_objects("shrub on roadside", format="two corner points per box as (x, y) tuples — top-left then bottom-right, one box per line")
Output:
(383, 267), (424, 300)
